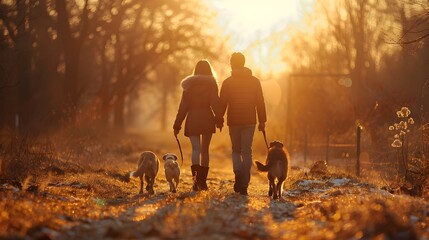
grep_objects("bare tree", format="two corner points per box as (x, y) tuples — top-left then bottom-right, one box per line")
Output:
(55, 0), (91, 112)
(396, 0), (429, 44)
(91, 0), (221, 129)
(0, 0), (225, 132)
(0, 1), (33, 131)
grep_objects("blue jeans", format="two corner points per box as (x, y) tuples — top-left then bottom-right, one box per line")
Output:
(228, 125), (256, 188)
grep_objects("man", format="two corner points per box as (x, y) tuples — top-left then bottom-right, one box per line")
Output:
(220, 52), (267, 195)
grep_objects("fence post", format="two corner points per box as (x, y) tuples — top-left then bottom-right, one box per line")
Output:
(304, 132), (308, 165)
(15, 114), (19, 129)
(356, 125), (362, 177)
(325, 132), (330, 164)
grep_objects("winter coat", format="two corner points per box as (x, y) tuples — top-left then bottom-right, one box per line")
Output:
(220, 67), (267, 126)
(173, 75), (223, 137)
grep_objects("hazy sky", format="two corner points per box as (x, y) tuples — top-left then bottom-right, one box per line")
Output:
(205, 0), (314, 75)
(206, 0), (313, 50)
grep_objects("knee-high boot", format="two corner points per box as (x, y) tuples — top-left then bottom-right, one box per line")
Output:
(191, 165), (200, 191)
(198, 166), (209, 190)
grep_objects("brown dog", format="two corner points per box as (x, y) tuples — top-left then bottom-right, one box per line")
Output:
(255, 141), (289, 199)
(130, 151), (160, 194)
(162, 153), (180, 193)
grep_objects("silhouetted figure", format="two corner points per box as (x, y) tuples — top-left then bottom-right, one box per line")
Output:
(173, 60), (223, 191)
(220, 52), (267, 195)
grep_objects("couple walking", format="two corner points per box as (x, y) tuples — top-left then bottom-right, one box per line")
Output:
(173, 52), (267, 195)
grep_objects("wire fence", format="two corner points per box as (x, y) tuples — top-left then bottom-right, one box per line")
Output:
(288, 125), (410, 183)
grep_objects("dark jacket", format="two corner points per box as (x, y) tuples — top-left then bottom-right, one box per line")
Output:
(173, 75), (223, 137)
(220, 67), (267, 126)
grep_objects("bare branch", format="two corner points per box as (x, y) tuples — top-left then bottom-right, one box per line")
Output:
(399, 32), (429, 44)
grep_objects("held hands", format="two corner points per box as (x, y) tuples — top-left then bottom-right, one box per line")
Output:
(258, 122), (265, 132)
(216, 123), (223, 132)
(216, 116), (224, 132)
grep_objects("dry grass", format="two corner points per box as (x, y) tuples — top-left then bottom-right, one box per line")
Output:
(0, 130), (428, 239)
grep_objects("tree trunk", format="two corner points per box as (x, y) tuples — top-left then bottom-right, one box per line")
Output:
(99, 38), (110, 127)
(16, 0), (32, 132)
(55, 0), (89, 115)
(33, 0), (58, 130)
(63, 45), (81, 111)
(350, 1), (366, 121)
(161, 82), (168, 131)
(325, 132), (330, 164)
(113, 98), (125, 130)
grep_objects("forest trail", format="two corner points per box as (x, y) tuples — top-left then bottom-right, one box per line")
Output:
(1, 132), (428, 239)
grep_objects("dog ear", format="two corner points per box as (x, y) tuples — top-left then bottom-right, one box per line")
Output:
(162, 154), (168, 160)
(173, 154), (178, 160)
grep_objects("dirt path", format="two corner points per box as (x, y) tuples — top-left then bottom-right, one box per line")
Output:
(53, 152), (428, 240)
(58, 152), (286, 239)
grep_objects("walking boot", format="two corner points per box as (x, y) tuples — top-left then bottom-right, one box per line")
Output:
(233, 171), (242, 193)
(240, 175), (248, 196)
(240, 186), (248, 196)
(191, 165), (200, 191)
(198, 166), (209, 190)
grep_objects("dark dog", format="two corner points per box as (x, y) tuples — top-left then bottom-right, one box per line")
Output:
(255, 141), (289, 199)
(130, 151), (160, 194)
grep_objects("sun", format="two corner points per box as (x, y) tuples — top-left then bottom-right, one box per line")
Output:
(208, 0), (305, 48)
(206, 0), (311, 75)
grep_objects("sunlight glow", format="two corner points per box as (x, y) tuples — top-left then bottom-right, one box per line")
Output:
(210, 0), (302, 44)
(206, 0), (312, 75)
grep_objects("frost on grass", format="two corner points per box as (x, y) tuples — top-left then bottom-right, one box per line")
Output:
(389, 106), (415, 148)
(396, 107), (411, 118)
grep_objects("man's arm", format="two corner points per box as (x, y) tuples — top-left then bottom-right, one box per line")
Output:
(219, 80), (228, 118)
(210, 82), (224, 130)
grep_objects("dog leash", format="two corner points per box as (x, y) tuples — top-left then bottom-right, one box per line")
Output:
(175, 135), (184, 167)
(262, 130), (269, 149)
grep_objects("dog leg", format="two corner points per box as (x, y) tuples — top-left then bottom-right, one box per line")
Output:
(139, 175), (144, 194)
(172, 184), (176, 193)
(277, 177), (286, 199)
(275, 181), (282, 200)
(272, 178), (279, 200)
(145, 175), (150, 191)
(175, 176), (179, 189)
(171, 180), (176, 193)
(168, 180), (175, 193)
(145, 175), (154, 195)
(273, 186), (278, 199)
(173, 176), (179, 193)
(268, 174), (275, 197)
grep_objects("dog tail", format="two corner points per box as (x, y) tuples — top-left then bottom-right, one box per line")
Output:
(130, 171), (138, 178)
(130, 166), (144, 178)
(255, 161), (270, 172)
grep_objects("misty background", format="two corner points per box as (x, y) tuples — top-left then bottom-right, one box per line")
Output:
(0, 0), (428, 175)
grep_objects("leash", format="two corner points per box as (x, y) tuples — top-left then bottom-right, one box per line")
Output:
(262, 130), (269, 150)
(175, 135), (184, 167)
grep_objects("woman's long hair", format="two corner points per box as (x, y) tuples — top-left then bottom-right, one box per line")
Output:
(193, 59), (214, 76)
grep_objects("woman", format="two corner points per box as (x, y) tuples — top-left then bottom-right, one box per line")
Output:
(173, 60), (223, 191)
